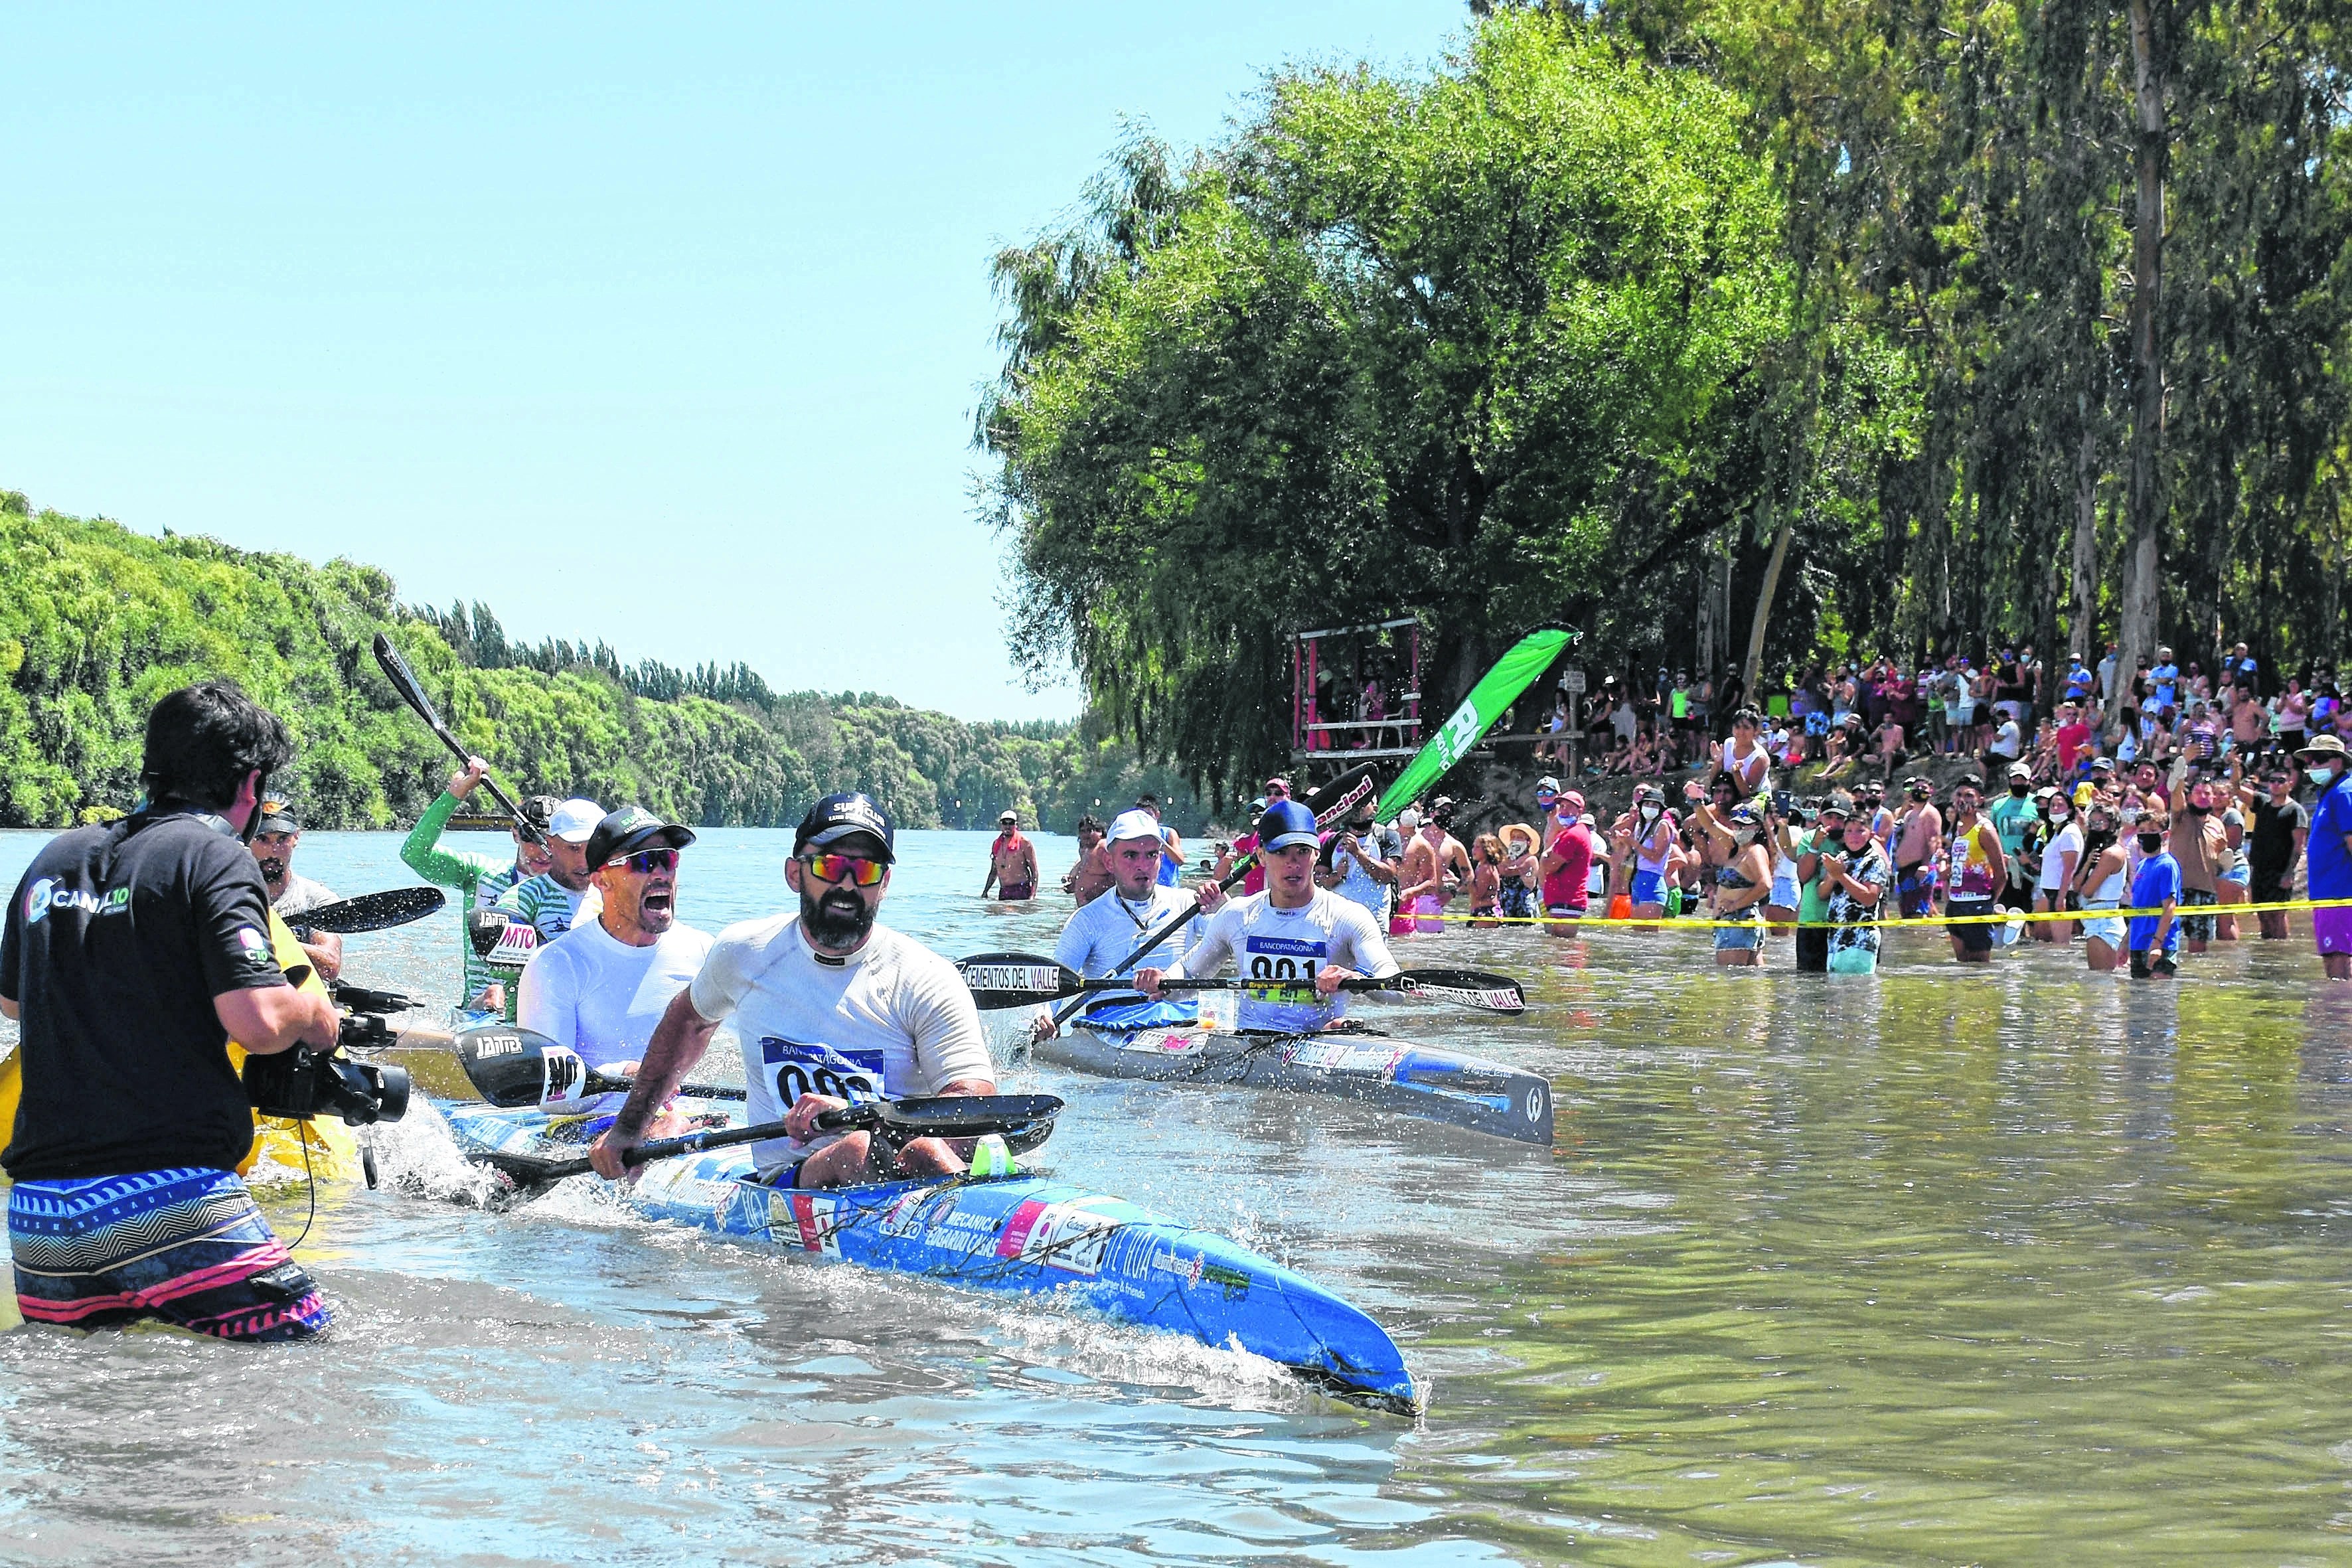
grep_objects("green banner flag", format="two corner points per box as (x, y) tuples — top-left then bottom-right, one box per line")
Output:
(1373, 626), (1577, 823)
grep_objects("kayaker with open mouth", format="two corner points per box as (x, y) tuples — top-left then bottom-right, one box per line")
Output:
(517, 806), (711, 1079)
(1133, 797), (1401, 1033)
(1031, 809), (1226, 1043)
(589, 792), (997, 1191)
(1, 680), (342, 1340)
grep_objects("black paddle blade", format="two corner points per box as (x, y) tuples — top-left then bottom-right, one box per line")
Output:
(302, 886), (447, 935)
(373, 631), (447, 730)
(1303, 761), (1381, 824)
(454, 1024), (599, 1109)
(1393, 969), (1526, 1014)
(957, 952), (1077, 1010)
(874, 1093), (1063, 1133)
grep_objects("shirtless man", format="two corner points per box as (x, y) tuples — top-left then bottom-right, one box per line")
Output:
(1893, 776), (1944, 919)
(1061, 815), (1114, 906)
(982, 810), (1040, 902)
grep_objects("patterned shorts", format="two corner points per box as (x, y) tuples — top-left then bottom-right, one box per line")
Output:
(2179, 886), (2219, 943)
(9, 1167), (329, 1342)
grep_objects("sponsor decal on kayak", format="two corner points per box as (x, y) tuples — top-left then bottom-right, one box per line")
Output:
(1283, 1040), (1404, 1078)
(1405, 980), (1524, 1013)
(789, 1192), (846, 1257)
(995, 1198), (1116, 1276)
(1142, 1032), (1206, 1056)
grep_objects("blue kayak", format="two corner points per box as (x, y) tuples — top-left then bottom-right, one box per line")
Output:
(437, 1098), (1420, 1414)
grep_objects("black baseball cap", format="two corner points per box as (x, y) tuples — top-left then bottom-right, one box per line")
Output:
(586, 805), (696, 870)
(254, 800), (300, 834)
(795, 791), (896, 862)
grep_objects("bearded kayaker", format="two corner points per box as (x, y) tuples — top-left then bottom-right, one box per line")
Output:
(589, 793), (996, 1191)
(981, 810), (1039, 902)
(518, 807), (712, 1077)
(1134, 799), (1401, 1032)
(251, 799), (342, 982)
(1031, 809), (1227, 1043)
(1, 680), (341, 1340)
(500, 797), (605, 942)
(400, 757), (559, 1016)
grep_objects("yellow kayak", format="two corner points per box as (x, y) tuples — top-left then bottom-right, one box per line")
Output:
(0, 909), (364, 1188)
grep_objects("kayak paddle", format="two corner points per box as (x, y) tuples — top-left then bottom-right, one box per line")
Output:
(1044, 761), (1381, 1030)
(961, 951), (1527, 1014)
(448, 1023), (747, 1108)
(503, 1093), (1066, 1182)
(373, 630), (545, 844)
(299, 886), (447, 935)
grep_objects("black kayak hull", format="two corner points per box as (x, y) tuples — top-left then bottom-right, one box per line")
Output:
(1035, 1026), (1553, 1146)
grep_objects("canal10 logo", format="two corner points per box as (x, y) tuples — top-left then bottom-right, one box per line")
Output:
(23, 878), (131, 925)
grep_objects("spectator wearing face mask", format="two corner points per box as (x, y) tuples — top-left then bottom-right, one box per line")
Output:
(1624, 782), (1678, 921)
(2299, 734), (2352, 980)
(2034, 787), (2083, 943)
(1537, 791), (1597, 936)
(2073, 801), (2130, 972)
(2126, 809), (2183, 978)
(1684, 783), (1771, 966)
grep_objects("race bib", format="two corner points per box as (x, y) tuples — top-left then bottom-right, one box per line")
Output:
(759, 1038), (886, 1110)
(1242, 935), (1325, 988)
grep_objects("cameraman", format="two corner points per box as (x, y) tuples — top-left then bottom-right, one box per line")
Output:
(1, 680), (341, 1340)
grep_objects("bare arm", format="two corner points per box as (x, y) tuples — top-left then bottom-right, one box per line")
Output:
(296, 931), (343, 982)
(214, 984), (340, 1056)
(588, 988), (721, 1178)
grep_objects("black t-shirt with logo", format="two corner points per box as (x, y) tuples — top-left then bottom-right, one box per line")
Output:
(1, 810), (289, 1180)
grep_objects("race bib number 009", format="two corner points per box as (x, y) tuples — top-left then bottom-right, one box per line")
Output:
(759, 1038), (886, 1108)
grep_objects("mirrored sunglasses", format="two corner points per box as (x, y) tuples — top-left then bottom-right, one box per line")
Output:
(802, 852), (887, 888)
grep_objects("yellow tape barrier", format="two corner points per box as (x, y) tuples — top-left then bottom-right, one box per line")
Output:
(1403, 896), (2352, 931)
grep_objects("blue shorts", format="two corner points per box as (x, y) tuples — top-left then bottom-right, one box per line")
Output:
(1714, 918), (1763, 951)
(1628, 869), (1666, 907)
(1770, 874), (1800, 908)
(10, 1167), (329, 1341)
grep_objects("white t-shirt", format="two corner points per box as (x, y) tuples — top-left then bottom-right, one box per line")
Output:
(1991, 718), (2022, 759)
(1176, 888), (1399, 1034)
(688, 916), (995, 1176)
(2038, 820), (2084, 892)
(1055, 885), (1198, 990)
(518, 917), (714, 1071)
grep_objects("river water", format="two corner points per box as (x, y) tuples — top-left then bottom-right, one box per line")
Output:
(3, 824), (2350, 1565)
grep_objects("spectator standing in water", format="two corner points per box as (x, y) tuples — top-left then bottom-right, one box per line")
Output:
(2126, 809), (2183, 979)
(2164, 765), (2227, 956)
(1893, 777), (1944, 918)
(2299, 734), (2352, 980)
(1817, 795), (1893, 974)
(1318, 793), (1402, 930)
(1940, 776), (2005, 965)
(1061, 815), (1113, 907)
(981, 811), (1039, 902)
(2073, 801), (2130, 973)
(1536, 790), (1596, 935)
(2242, 764), (2308, 941)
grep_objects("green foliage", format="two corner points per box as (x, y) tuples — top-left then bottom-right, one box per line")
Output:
(0, 497), (1205, 833)
(980, 12), (1820, 790)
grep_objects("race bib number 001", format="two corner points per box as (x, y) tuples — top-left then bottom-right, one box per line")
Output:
(1243, 935), (1325, 986)
(759, 1038), (886, 1109)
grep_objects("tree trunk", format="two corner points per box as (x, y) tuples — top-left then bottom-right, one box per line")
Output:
(2117, 0), (2168, 690)
(1741, 507), (1794, 698)
(2070, 406), (2099, 661)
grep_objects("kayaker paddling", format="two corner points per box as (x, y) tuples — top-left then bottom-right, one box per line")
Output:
(1032, 809), (1225, 1043)
(252, 799), (342, 981)
(502, 797), (605, 942)
(400, 756), (560, 1016)
(590, 793), (997, 1191)
(518, 807), (712, 1077)
(1135, 799), (1401, 1032)
(1, 680), (341, 1340)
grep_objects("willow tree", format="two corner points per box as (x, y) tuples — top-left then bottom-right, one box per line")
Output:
(978, 12), (1791, 793)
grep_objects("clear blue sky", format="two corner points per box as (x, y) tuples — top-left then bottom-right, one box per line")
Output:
(2, 4), (1460, 721)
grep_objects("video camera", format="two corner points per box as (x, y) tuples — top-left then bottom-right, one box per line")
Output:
(244, 1047), (410, 1126)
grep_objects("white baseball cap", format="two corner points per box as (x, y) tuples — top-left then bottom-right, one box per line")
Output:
(1106, 809), (1162, 845)
(549, 798), (604, 843)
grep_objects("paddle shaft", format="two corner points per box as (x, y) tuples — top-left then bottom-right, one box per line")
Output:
(512, 1095), (1054, 1180)
(373, 633), (544, 844)
(521, 1115), (801, 1180)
